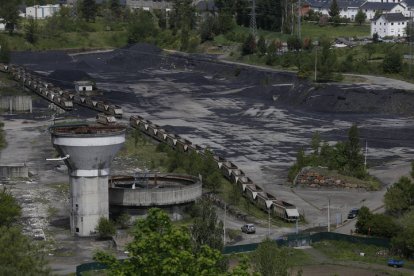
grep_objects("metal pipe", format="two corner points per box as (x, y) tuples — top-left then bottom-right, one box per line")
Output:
(46, 154), (70, 161)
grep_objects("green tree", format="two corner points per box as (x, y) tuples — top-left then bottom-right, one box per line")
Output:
(116, 212), (131, 229)
(411, 161), (414, 178)
(95, 217), (116, 239)
(257, 35), (267, 56)
(317, 37), (337, 82)
(251, 238), (289, 276)
(205, 170), (222, 192)
(127, 10), (158, 44)
(311, 131), (321, 155)
(242, 33), (256, 55)
(355, 10), (366, 25)
(191, 198), (224, 254)
(94, 208), (223, 275)
(200, 14), (215, 42)
(0, 0), (21, 34)
(0, 37), (11, 64)
(392, 210), (414, 257)
(265, 40), (278, 65)
(81, 0), (97, 22)
(0, 226), (51, 275)
(384, 176), (414, 216)
(383, 51), (402, 73)
(109, 0), (121, 18)
(0, 188), (21, 227)
(24, 17), (39, 44)
(345, 124), (365, 177)
(287, 35), (302, 51)
(329, 0), (340, 18)
(355, 206), (373, 234)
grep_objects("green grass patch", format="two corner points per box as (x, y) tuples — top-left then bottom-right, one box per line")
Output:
(313, 240), (414, 269)
(299, 22), (370, 40)
(117, 131), (169, 172)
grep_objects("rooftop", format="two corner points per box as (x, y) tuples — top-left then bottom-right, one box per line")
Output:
(360, 2), (403, 10)
(50, 124), (125, 135)
(374, 12), (408, 22)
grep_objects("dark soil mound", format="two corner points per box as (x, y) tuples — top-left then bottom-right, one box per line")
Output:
(274, 83), (414, 115)
(105, 43), (164, 70)
(48, 69), (92, 88)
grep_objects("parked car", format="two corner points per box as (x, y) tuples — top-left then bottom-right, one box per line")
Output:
(241, 224), (256, 234)
(388, 259), (404, 268)
(348, 208), (359, 219)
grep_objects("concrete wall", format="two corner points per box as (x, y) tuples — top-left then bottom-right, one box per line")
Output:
(71, 176), (109, 236)
(109, 183), (202, 206)
(0, 164), (29, 179)
(0, 96), (32, 113)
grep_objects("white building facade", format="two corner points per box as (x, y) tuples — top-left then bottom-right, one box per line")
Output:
(126, 0), (172, 11)
(25, 5), (60, 19)
(371, 13), (408, 37)
(307, 0), (412, 21)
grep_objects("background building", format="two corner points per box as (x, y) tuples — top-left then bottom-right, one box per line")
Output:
(25, 4), (60, 19)
(371, 13), (408, 37)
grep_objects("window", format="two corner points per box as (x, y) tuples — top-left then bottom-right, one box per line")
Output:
(76, 227), (79, 232)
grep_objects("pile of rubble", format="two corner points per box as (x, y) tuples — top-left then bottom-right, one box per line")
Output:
(295, 167), (361, 189)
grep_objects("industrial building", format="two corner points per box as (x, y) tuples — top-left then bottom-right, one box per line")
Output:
(50, 124), (126, 237)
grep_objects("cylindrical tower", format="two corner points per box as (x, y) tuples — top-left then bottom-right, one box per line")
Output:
(50, 124), (125, 237)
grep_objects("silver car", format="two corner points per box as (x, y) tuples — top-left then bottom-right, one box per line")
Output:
(241, 224), (256, 234)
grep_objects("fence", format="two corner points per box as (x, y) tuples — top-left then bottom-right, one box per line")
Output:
(76, 232), (390, 275)
(222, 232), (390, 254)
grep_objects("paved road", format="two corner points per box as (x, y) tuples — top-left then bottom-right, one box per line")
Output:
(334, 159), (412, 234)
(343, 73), (414, 91)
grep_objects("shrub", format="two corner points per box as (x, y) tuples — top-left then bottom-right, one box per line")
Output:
(95, 217), (116, 239)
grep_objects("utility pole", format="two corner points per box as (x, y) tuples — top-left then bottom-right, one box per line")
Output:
(298, 0), (301, 40)
(314, 46), (318, 82)
(364, 140), (368, 169)
(327, 197), (331, 232)
(268, 209), (270, 236)
(410, 13), (413, 77)
(223, 203), (227, 245)
(250, 0), (257, 38)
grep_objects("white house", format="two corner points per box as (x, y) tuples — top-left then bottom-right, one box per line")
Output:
(307, 0), (413, 21)
(360, 2), (409, 19)
(75, 81), (94, 93)
(25, 4), (60, 19)
(307, 0), (365, 21)
(371, 13), (408, 37)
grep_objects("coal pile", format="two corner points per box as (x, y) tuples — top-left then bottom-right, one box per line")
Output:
(105, 43), (165, 70)
(11, 51), (72, 70)
(48, 69), (93, 88)
(274, 83), (414, 115)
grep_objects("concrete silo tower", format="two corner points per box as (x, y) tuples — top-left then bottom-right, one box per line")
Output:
(49, 124), (125, 236)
